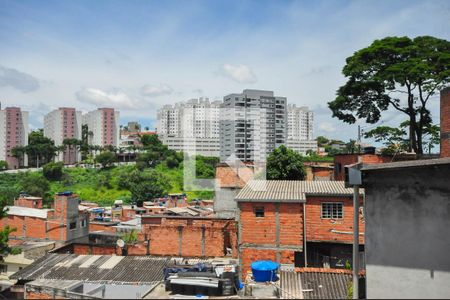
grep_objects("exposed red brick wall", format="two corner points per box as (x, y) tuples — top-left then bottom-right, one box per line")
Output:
(240, 248), (296, 277)
(72, 244), (118, 255)
(334, 154), (391, 180)
(25, 216), (48, 238)
(239, 202), (303, 275)
(312, 168), (333, 180)
(14, 197), (43, 209)
(279, 203), (303, 246)
(26, 291), (67, 299)
(140, 217), (237, 258)
(240, 248), (277, 276)
(1, 194), (87, 242)
(306, 196), (364, 244)
(441, 87), (450, 158)
(89, 222), (117, 233)
(240, 202), (277, 244)
(216, 163), (255, 188)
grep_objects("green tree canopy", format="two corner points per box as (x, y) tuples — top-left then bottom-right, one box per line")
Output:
(118, 168), (171, 203)
(23, 130), (57, 167)
(17, 172), (50, 199)
(95, 151), (117, 168)
(267, 145), (306, 180)
(0, 161), (8, 170)
(43, 162), (64, 181)
(328, 36), (450, 155)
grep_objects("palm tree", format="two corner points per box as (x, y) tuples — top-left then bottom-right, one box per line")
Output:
(54, 145), (65, 162)
(63, 138), (79, 165)
(118, 147), (125, 164)
(144, 126), (150, 131)
(11, 146), (26, 168)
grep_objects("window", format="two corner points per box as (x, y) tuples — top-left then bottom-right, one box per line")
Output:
(0, 264), (7, 273)
(322, 202), (343, 219)
(254, 207), (265, 218)
(69, 222), (77, 230)
(80, 219), (87, 228)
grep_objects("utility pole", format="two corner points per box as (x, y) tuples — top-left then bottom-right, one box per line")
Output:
(357, 125), (361, 153)
(353, 185), (360, 299)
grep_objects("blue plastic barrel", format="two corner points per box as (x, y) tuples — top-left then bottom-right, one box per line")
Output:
(251, 260), (279, 282)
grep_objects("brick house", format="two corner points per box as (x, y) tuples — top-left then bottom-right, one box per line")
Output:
(139, 215), (238, 258)
(1, 192), (89, 244)
(235, 180), (364, 275)
(333, 154), (393, 180)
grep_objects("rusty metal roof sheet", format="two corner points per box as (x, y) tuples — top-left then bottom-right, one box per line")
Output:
(236, 180), (361, 202)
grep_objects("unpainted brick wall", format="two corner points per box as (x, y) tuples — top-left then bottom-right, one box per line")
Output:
(306, 196), (365, 244)
(89, 223), (117, 233)
(141, 217), (237, 257)
(26, 291), (66, 299)
(72, 244), (118, 255)
(334, 154), (391, 180)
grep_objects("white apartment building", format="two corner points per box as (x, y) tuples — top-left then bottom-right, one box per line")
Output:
(156, 98), (221, 156)
(0, 107), (29, 169)
(44, 108), (82, 164)
(220, 89), (287, 163)
(286, 104), (317, 154)
(82, 108), (120, 147)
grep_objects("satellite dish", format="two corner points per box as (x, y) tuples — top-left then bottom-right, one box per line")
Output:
(116, 239), (125, 248)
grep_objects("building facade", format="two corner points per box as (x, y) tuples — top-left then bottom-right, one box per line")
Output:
(286, 104), (317, 154)
(1, 192), (89, 243)
(220, 89), (287, 163)
(82, 108), (120, 147)
(235, 180), (365, 276)
(361, 159), (450, 298)
(0, 107), (29, 169)
(44, 107), (82, 164)
(156, 98), (221, 156)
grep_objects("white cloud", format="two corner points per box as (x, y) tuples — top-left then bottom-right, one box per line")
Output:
(140, 83), (173, 97)
(0, 65), (40, 93)
(218, 64), (257, 84)
(319, 122), (337, 133)
(76, 88), (145, 110)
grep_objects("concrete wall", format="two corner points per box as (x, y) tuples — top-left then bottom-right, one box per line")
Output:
(363, 163), (450, 299)
(214, 188), (239, 218)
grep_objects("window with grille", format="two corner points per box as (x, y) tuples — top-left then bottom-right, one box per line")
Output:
(321, 202), (343, 219)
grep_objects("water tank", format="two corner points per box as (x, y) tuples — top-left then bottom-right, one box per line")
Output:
(251, 260), (279, 282)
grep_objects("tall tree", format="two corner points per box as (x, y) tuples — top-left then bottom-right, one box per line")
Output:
(24, 130), (57, 167)
(328, 36), (450, 155)
(266, 145), (306, 180)
(11, 146), (26, 168)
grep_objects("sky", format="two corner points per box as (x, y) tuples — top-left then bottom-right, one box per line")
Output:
(0, 0), (449, 143)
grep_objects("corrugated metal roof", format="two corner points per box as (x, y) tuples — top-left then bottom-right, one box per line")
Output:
(236, 180), (361, 202)
(280, 270), (351, 299)
(6, 206), (50, 219)
(361, 157), (450, 171)
(11, 254), (170, 284)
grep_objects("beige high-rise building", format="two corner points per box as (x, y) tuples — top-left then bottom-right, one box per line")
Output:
(44, 107), (82, 164)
